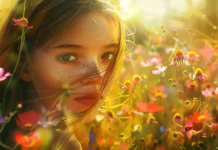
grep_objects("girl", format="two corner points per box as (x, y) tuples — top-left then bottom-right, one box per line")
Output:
(0, 0), (126, 149)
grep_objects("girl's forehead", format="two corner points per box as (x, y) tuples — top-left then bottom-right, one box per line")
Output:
(50, 12), (119, 46)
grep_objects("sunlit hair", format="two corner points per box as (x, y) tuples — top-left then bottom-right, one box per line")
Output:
(0, 0), (126, 115)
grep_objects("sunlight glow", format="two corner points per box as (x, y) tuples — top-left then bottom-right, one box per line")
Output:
(170, 0), (187, 13)
(139, 0), (166, 16)
(120, 0), (133, 19)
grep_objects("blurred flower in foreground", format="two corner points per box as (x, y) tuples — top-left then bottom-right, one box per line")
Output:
(135, 101), (164, 113)
(0, 67), (11, 82)
(16, 110), (42, 130)
(14, 131), (41, 149)
(13, 18), (33, 29)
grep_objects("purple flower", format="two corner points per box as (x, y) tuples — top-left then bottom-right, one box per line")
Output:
(0, 112), (6, 124)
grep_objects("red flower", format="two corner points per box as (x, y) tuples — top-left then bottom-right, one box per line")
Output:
(14, 131), (41, 148)
(189, 111), (210, 124)
(136, 101), (164, 113)
(16, 110), (42, 130)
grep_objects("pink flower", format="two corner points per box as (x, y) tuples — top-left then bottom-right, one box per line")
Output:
(142, 55), (163, 66)
(186, 129), (198, 139)
(13, 18), (33, 29)
(201, 88), (213, 97)
(183, 121), (193, 132)
(152, 66), (167, 74)
(170, 49), (188, 65)
(210, 123), (218, 131)
(16, 110), (42, 130)
(194, 68), (207, 81)
(187, 51), (199, 62)
(0, 67), (11, 82)
(198, 44), (214, 60)
(133, 45), (144, 54)
(135, 101), (164, 113)
(149, 85), (167, 100)
(149, 85), (165, 94)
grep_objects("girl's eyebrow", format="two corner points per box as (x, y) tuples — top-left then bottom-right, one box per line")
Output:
(103, 43), (118, 49)
(52, 43), (118, 50)
(53, 44), (83, 49)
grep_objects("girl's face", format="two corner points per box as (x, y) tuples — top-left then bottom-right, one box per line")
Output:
(24, 12), (119, 122)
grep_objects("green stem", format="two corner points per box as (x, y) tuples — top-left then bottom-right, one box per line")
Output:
(2, 0), (26, 114)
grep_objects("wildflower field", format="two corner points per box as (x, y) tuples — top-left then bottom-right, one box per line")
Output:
(0, 0), (218, 150)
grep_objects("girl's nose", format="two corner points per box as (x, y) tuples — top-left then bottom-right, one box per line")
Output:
(80, 61), (103, 85)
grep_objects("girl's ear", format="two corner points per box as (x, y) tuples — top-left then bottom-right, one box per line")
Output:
(19, 61), (32, 82)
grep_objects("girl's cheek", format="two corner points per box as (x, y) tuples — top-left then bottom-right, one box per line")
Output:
(35, 62), (85, 87)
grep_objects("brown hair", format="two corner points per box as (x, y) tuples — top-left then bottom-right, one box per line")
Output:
(0, 0), (126, 115)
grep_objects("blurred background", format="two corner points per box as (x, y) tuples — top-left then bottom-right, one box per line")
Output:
(1, 0), (217, 40)
(117, 0), (218, 44)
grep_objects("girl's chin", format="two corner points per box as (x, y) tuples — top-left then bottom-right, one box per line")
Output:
(63, 107), (98, 124)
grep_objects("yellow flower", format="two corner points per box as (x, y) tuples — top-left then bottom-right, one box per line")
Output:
(173, 113), (183, 122)
(146, 115), (157, 124)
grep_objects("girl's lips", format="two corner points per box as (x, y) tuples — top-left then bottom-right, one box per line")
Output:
(74, 97), (98, 106)
(74, 93), (99, 106)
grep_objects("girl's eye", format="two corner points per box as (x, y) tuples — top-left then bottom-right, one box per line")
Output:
(101, 52), (114, 60)
(57, 54), (77, 61)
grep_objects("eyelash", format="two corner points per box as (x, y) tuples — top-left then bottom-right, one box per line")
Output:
(101, 52), (114, 60)
(57, 52), (114, 62)
(57, 53), (77, 62)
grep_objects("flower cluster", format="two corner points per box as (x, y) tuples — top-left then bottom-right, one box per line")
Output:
(85, 29), (218, 149)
